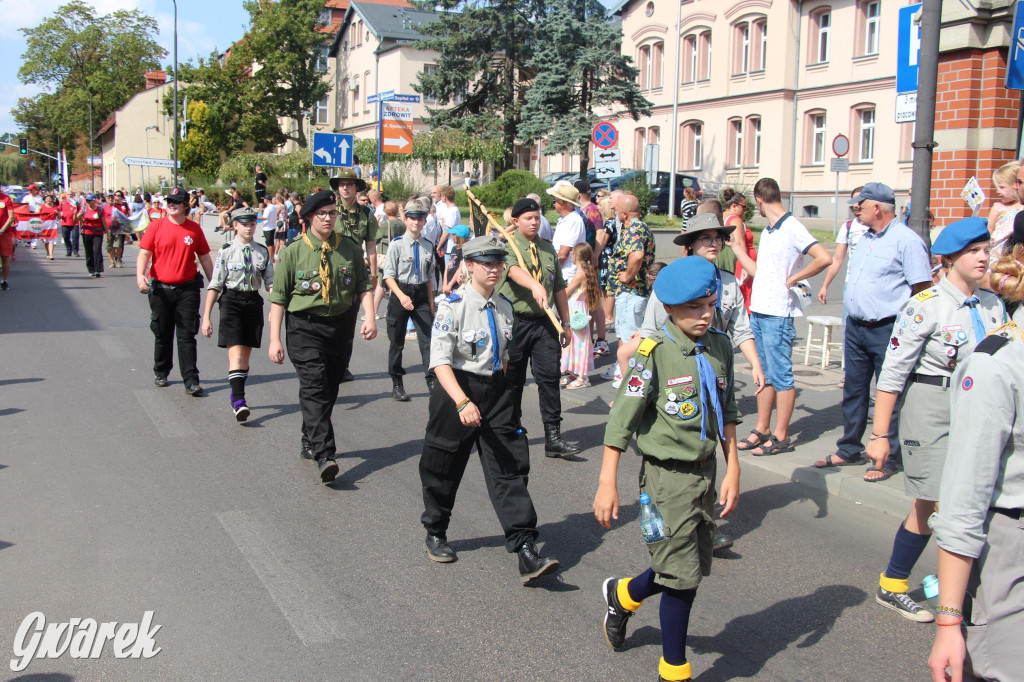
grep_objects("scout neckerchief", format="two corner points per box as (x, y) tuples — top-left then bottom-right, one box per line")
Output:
(965, 296), (986, 342)
(302, 231), (339, 303)
(242, 245), (254, 291)
(662, 325), (724, 441)
(486, 301), (501, 372)
(518, 232), (542, 281)
(339, 201), (361, 238)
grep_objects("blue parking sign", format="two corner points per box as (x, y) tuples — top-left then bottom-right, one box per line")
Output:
(897, 4), (922, 94)
(1007, 1), (1024, 88)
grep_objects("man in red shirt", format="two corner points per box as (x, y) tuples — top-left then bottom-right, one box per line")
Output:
(102, 190), (130, 267)
(0, 189), (16, 290)
(59, 193), (80, 257)
(80, 194), (107, 277)
(137, 186), (214, 395)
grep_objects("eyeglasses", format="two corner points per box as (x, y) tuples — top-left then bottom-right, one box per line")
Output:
(313, 211), (339, 220)
(473, 260), (506, 270)
(336, 181), (356, 188)
(694, 234), (724, 246)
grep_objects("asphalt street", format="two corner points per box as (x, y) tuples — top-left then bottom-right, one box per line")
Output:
(0, 236), (936, 681)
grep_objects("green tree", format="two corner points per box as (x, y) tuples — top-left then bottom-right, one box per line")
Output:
(520, 0), (650, 177)
(179, 101), (221, 179)
(0, 152), (28, 185)
(237, 0), (333, 148)
(414, 0), (543, 172)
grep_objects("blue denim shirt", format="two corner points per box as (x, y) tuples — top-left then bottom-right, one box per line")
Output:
(844, 218), (932, 322)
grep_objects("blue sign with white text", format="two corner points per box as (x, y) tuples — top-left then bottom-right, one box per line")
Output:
(311, 132), (354, 167)
(1007, 1), (1024, 89)
(897, 4), (922, 93)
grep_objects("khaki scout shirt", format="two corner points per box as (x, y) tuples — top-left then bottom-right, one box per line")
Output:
(208, 238), (274, 293)
(604, 325), (739, 462)
(428, 285), (515, 375)
(268, 232), (371, 317)
(382, 233), (435, 285)
(335, 201), (382, 245)
(876, 278), (1005, 393)
(497, 231), (566, 318)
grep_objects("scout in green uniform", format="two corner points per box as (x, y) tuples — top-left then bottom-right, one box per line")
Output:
(267, 190), (378, 484)
(594, 257), (741, 682)
(498, 197), (579, 457)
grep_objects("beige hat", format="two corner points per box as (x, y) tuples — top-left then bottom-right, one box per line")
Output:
(546, 181), (580, 207)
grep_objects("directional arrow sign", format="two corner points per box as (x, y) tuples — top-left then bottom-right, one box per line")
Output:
(311, 132), (354, 167)
(595, 149), (620, 162)
(594, 161), (621, 179)
(381, 102), (413, 155)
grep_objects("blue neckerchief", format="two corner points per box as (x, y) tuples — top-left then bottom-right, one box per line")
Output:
(413, 241), (421, 279)
(486, 302), (501, 372)
(966, 296), (986, 342)
(661, 326), (725, 441)
(764, 212), (791, 234)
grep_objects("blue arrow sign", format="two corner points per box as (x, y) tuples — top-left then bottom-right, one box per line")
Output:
(311, 132), (354, 167)
(1008, 0), (1024, 88)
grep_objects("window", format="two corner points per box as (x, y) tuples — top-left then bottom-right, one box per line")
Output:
(634, 128), (646, 168)
(857, 107), (875, 162)
(351, 79), (359, 117)
(863, 1), (880, 55)
(683, 35), (697, 83)
(648, 126), (660, 146)
(340, 80), (349, 118)
(806, 111), (827, 165)
(423, 64), (437, 104)
(680, 121), (703, 170)
(651, 42), (664, 88)
(314, 95), (329, 125)
(755, 19), (767, 72)
(638, 45), (651, 89)
(356, 21), (362, 46)
(728, 118), (743, 167)
(693, 124), (703, 170)
(317, 8), (332, 27)
(735, 23), (750, 75)
(747, 116), (762, 167)
(811, 9), (831, 64)
(363, 72), (371, 113)
(314, 43), (329, 73)
(733, 19), (767, 74)
(699, 31), (712, 80)
(645, 1), (654, 17)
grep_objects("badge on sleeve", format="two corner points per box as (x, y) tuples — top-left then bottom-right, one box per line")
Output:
(628, 358), (637, 368)
(301, 281), (310, 290)
(297, 270), (305, 278)
(641, 369), (653, 380)
(961, 376), (974, 391)
(634, 362), (645, 372)
(311, 282), (321, 292)
(666, 392), (677, 402)
(888, 336), (900, 353)
(678, 399), (698, 419)
(666, 375), (693, 387)
(664, 402), (680, 415)
(717, 376), (726, 390)
(625, 375), (646, 398)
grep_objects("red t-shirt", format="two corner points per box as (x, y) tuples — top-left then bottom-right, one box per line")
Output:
(0, 193), (12, 239)
(81, 206), (104, 234)
(60, 200), (78, 226)
(148, 208), (166, 220)
(139, 217), (210, 285)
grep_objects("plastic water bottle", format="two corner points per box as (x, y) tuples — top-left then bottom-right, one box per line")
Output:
(639, 493), (666, 544)
(922, 574), (940, 610)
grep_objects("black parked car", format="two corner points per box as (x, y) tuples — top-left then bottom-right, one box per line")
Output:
(650, 173), (703, 214)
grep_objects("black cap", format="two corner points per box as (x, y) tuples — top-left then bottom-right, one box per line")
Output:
(573, 180), (591, 195)
(511, 197), (541, 218)
(299, 190), (337, 219)
(165, 186), (189, 204)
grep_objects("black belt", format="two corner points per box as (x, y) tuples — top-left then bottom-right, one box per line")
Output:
(993, 507), (1022, 520)
(397, 281), (429, 292)
(288, 309), (343, 321)
(644, 455), (714, 473)
(222, 289), (262, 300)
(848, 315), (897, 328)
(909, 373), (950, 388)
(151, 277), (202, 290)
(455, 368), (504, 383)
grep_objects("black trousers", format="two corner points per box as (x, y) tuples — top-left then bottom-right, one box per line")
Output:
(286, 311), (354, 462)
(82, 233), (104, 274)
(506, 315), (562, 427)
(386, 282), (432, 378)
(61, 224), (79, 256)
(337, 299), (360, 374)
(148, 281), (202, 383)
(419, 369), (538, 552)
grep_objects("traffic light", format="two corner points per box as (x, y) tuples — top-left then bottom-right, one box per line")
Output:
(19, 137), (27, 155)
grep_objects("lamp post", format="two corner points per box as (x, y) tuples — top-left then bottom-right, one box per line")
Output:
(145, 125), (159, 189)
(172, 0), (179, 187)
(88, 93), (94, 193)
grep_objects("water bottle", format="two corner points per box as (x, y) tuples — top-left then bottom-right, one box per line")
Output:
(639, 493), (666, 544)
(922, 574), (939, 610)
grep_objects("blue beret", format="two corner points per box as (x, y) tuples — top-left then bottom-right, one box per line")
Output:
(653, 256), (718, 305)
(931, 217), (990, 255)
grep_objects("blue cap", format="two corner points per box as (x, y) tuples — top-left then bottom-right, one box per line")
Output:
(931, 217), (991, 255)
(653, 256), (718, 305)
(848, 182), (896, 205)
(444, 224), (471, 239)
(85, 193), (96, 201)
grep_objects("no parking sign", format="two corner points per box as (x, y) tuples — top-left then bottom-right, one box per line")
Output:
(592, 122), (618, 150)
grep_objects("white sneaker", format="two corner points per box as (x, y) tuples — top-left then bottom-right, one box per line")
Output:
(593, 339), (610, 358)
(611, 376), (622, 389)
(601, 365), (621, 381)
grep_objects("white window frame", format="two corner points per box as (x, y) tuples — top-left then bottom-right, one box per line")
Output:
(687, 36), (698, 83)
(731, 119), (743, 167)
(859, 107), (875, 162)
(864, 1), (880, 56)
(693, 123), (703, 170)
(314, 95), (329, 125)
(758, 21), (767, 71)
(738, 23), (750, 74)
(751, 117), (762, 166)
(812, 113), (826, 165)
(817, 11), (831, 63)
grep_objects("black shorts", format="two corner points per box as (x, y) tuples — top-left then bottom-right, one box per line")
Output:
(263, 228), (276, 246)
(218, 290), (264, 348)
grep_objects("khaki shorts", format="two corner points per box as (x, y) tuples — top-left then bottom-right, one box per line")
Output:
(640, 456), (716, 590)
(900, 381), (950, 501)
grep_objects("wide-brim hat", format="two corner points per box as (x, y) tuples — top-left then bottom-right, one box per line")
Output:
(330, 168), (367, 193)
(546, 182), (580, 207)
(672, 213), (735, 246)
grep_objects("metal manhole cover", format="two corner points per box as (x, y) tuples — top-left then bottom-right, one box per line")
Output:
(793, 369), (821, 377)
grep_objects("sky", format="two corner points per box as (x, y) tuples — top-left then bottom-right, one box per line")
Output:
(0, 0), (251, 137)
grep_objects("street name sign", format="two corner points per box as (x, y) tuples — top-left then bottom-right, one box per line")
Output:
(123, 156), (180, 168)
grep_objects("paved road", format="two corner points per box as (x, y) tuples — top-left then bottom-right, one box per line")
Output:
(0, 240), (935, 681)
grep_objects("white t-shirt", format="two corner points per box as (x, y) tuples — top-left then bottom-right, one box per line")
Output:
(438, 203), (462, 254)
(837, 217), (869, 283)
(373, 203), (385, 223)
(262, 203), (279, 230)
(25, 193), (44, 211)
(423, 214), (441, 246)
(552, 210), (587, 280)
(750, 213), (819, 318)
(538, 214), (554, 241)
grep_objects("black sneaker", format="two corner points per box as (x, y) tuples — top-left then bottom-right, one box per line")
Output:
(154, 375), (168, 387)
(425, 534), (456, 563)
(317, 457), (339, 483)
(299, 440), (315, 460)
(340, 369), (355, 383)
(712, 530), (734, 555)
(517, 540), (559, 584)
(875, 586), (934, 622)
(185, 383), (204, 397)
(602, 577), (635, 649)
(1, 281), (9, 291)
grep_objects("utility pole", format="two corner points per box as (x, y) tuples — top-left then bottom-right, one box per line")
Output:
(908, 0), (941, 244)
(172, 0), (179, 187)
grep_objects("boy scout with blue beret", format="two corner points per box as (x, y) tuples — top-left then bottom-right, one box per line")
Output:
(594, 256), (741, 682)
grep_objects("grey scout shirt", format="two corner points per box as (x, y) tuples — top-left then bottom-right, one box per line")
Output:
(383, 233), (435, 286)
(930, 307), (1024, 558)
(640, 268), (753, 348)
(876, 278), (1004, 393)
(208, 239), (273, 293)
(429, 285), (515, 376)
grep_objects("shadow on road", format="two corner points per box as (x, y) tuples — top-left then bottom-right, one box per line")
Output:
(9, 675), (75, 682)
(0, 257), (99, 335)
(537, 502), (641, 576)
(332, 438), (423, 488)
(717, 479), (828, 544)
(0, 377), (44, 388)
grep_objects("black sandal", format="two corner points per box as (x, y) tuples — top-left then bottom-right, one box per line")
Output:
(737, 429), (770, 451)
(750, 436), (795, 457)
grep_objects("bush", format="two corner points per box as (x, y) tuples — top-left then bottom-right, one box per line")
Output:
(622, 176), (652, 218)
(381, 162), (421, 202)
(472, 169), (551, 211)
(216, 150), (328, 197)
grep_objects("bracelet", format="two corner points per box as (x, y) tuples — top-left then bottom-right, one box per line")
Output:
(936, 606), (963, 618)
(936, 616), (964, 626)
(869, 433), (887, 440)
(455, 398), (471, 412)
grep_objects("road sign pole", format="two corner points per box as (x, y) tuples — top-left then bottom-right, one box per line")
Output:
(834, 170), (841, 236)
(909, 0), (941, 245)
(377, 99), (383, 190)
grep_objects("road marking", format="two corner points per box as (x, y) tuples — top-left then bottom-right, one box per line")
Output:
(96, 335), (131, 360)
(217, 510), (343, 646)
(132, 390), (197, 438)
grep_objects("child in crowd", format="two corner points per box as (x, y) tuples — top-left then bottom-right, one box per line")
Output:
(442, 224), (471, 295)
(561, 242), (599, 389)
(986, 161), (1021, 274)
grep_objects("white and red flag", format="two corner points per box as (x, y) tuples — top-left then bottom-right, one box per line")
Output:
(14, 204), (59, 241)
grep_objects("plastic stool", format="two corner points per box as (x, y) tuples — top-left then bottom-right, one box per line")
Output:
(803, 315), (845, 369)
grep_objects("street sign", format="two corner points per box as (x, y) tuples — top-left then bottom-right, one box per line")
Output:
(592, 122), (618, 149)
(381, 102), (413, 154)
(895, 92), (917, 123)
(830, 158), (849, 172)
(368, 92), (420, 104)
(123, 156), (180, 168)
(897, 3), (923, 93)
(379, 89), (395, 102)
(595, 160), (621, 179)
(832, 134), (850, 157)
(594, 148), (620, 163)
(310, 132), (354, 167)
(86, 156), (102, 166)
(1007, 1), (1024, 88)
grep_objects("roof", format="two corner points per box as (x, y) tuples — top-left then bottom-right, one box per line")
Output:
(605, 0), (632, 14)
(94, 116), (116, 139)
(329, 1), (443, 55)
(325, 0), (412, 8)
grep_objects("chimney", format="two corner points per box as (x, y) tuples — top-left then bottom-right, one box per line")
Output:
(145, 70), (167, 89)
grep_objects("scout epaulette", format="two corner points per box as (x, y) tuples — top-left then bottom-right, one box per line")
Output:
(913, 288), (937, 302)
(708, 326), (727, 336)
(975, 335), (1009, 355)
(637, 337), (660, 356)
(445, 292), (462, 303)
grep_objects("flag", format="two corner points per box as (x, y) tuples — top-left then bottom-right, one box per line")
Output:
(128, 208), (150, 233)
(14, 204), (59, 240)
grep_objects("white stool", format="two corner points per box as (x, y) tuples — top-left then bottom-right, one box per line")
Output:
(803, 315), (845, 369)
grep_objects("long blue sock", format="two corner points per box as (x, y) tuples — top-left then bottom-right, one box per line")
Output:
(884, 523), (931, 581)
(626, 567), (664, 603)
(660, 587), (697, 666)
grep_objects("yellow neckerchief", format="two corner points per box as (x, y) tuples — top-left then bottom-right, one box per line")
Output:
(302, 231), (339, 303)
(515, 232), (542, 281)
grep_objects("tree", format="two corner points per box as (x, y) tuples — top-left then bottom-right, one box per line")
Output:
(237, 0), (333, 148)
(414, 0), (543, 172)
(179, 101), (221, 179)
(520, 0), (651, 177)
(0, 153), (28, 185)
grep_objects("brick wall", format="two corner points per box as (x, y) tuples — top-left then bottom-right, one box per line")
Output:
(931, 48), (1019, 224)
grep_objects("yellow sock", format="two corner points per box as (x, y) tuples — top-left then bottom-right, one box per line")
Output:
(879, 572), (909, 594)
(617, 578), (643, 611)
(659, 658), (692, 681)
